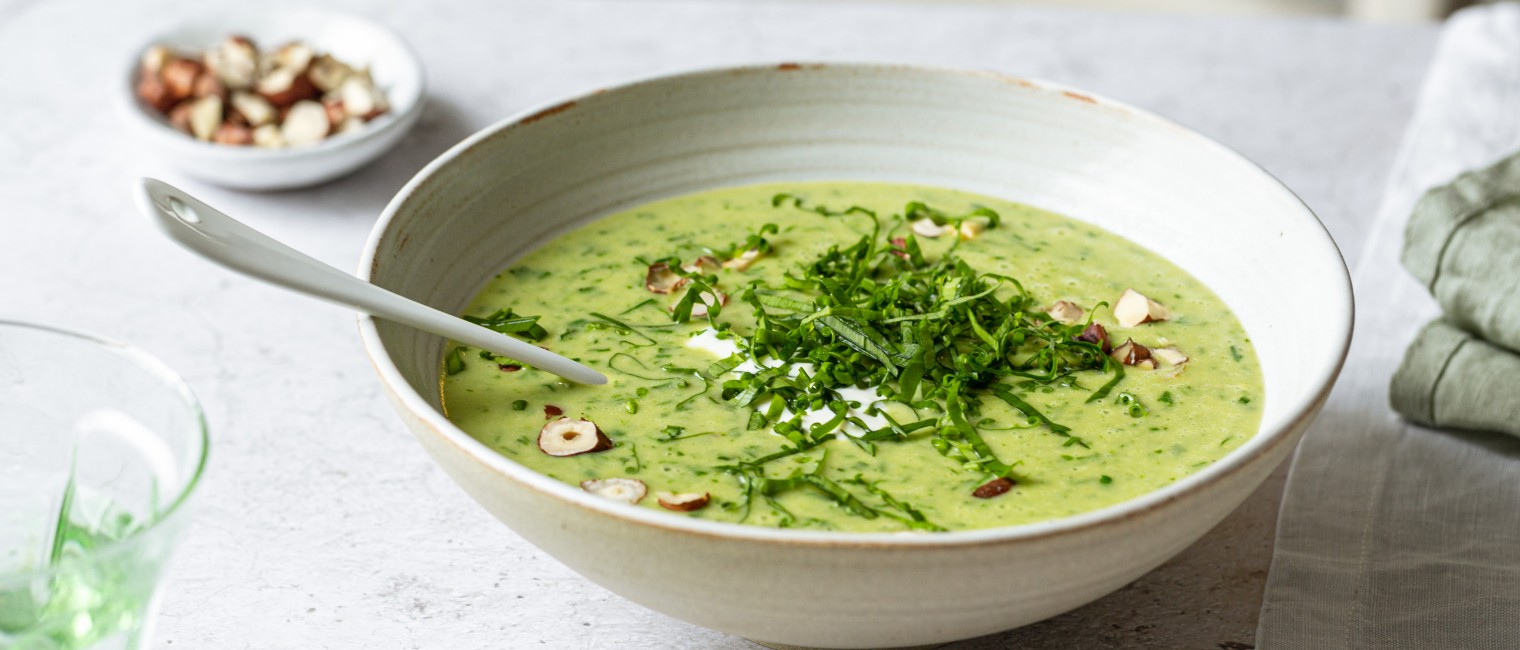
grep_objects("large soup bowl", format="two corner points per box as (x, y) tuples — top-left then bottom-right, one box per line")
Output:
(358, 64), (1351, 649)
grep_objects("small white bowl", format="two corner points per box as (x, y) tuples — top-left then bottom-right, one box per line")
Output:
(359, 64), (1352, 648)
(121, 9), (425, 191)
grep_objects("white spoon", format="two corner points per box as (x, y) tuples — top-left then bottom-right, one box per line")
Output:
(134, 177), (607, 386)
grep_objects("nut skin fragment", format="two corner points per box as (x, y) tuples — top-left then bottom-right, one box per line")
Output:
(973, 477), (1015, 499)
(1076, 322), (1111, 354)
(537, 418), (613, 457)
(657, 492), (711, 512)
(1113, 289), (1171, 328)
(1111, 338), (1156, 369)
(280, 100), (330, 147)
(543, 404), (563, 419)
(580, 478), (648, 505)
(1046, 300), (1084, 325)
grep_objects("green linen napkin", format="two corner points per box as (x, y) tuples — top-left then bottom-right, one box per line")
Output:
(1394, 151), (1520, 435)
(1391, 320), (1520, 435)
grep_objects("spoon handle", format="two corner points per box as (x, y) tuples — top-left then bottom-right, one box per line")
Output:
(134, 178), (606, 386)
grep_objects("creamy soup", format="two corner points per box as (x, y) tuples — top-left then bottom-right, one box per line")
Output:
(441, 182), (1262, 532)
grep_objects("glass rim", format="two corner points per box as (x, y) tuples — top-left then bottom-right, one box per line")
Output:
(0, 318), (210, 583)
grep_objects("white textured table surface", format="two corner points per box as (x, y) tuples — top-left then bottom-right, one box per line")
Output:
(0, 1), (1433, 648)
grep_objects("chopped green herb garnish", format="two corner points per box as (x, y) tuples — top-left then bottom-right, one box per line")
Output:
(1100, 475), (1113, 484)
(645, 197), (1128, 529)
(1158, 390), (1174, 405)
(511, 399), (527, 411)
(463, 308), (548, 341)
(444, 346), (467, 375)
(1229, 345), (1243, 362)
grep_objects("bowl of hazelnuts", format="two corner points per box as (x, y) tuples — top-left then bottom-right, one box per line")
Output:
(125, 9), (425, 190)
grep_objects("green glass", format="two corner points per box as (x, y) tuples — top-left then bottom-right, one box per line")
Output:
(0, 321), (208, 649)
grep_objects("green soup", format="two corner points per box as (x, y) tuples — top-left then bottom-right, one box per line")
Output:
(441, 182), (1262, 532)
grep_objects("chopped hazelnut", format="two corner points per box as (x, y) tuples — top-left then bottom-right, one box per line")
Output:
(657, 492), (711, 512)
(230, 91), (276, 127)
(958, 220), (985, 240)
(1113, 289), (1171, 327)
(722, 248), (763, 271)
(338, 75), (387, 119)
(256, 67), (317, 108)
(644, 262), (683, 294)
(308, 54), (354, 92)
(910, 218), (953, 238)
(191, 71), (226, 100)
(167, 101), (194, 133)
(1046, 300), (1084, 325)
(140, 45), (174, 75)
(681, 256), (721, 275)
(212, 122), (253, 145)
(205, 36), (259, 90)
(160, 58), (204, 102)
(136, 73), (175, 112)
(271, 42), (315, 74)
(1111, 338), (1156, 369)
(580, 478), (648, 504)
(251, 123), (285, 148)
(280, 100), (330, 147)
(1076, 322), (1111, 354)
(186, 95), (223, 141)
(538, 418), (613, 457)
(973, 477), (1015, 498)
(1151, 346), (1188, 367)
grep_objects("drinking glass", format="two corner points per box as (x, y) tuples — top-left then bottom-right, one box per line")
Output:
(0, 321), (208, 650)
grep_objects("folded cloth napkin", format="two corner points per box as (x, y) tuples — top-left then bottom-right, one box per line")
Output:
(1393, 150), (1520, 436)
(1402, 149), (1520, 352)
(1392, 320), (1520, 435)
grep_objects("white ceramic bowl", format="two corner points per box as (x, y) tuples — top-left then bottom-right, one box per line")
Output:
(358, 64), (1352, 649)
(121, 9), (425, 191)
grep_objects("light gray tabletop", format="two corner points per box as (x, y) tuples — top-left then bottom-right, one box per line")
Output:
(0, 1), (1435, 648)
